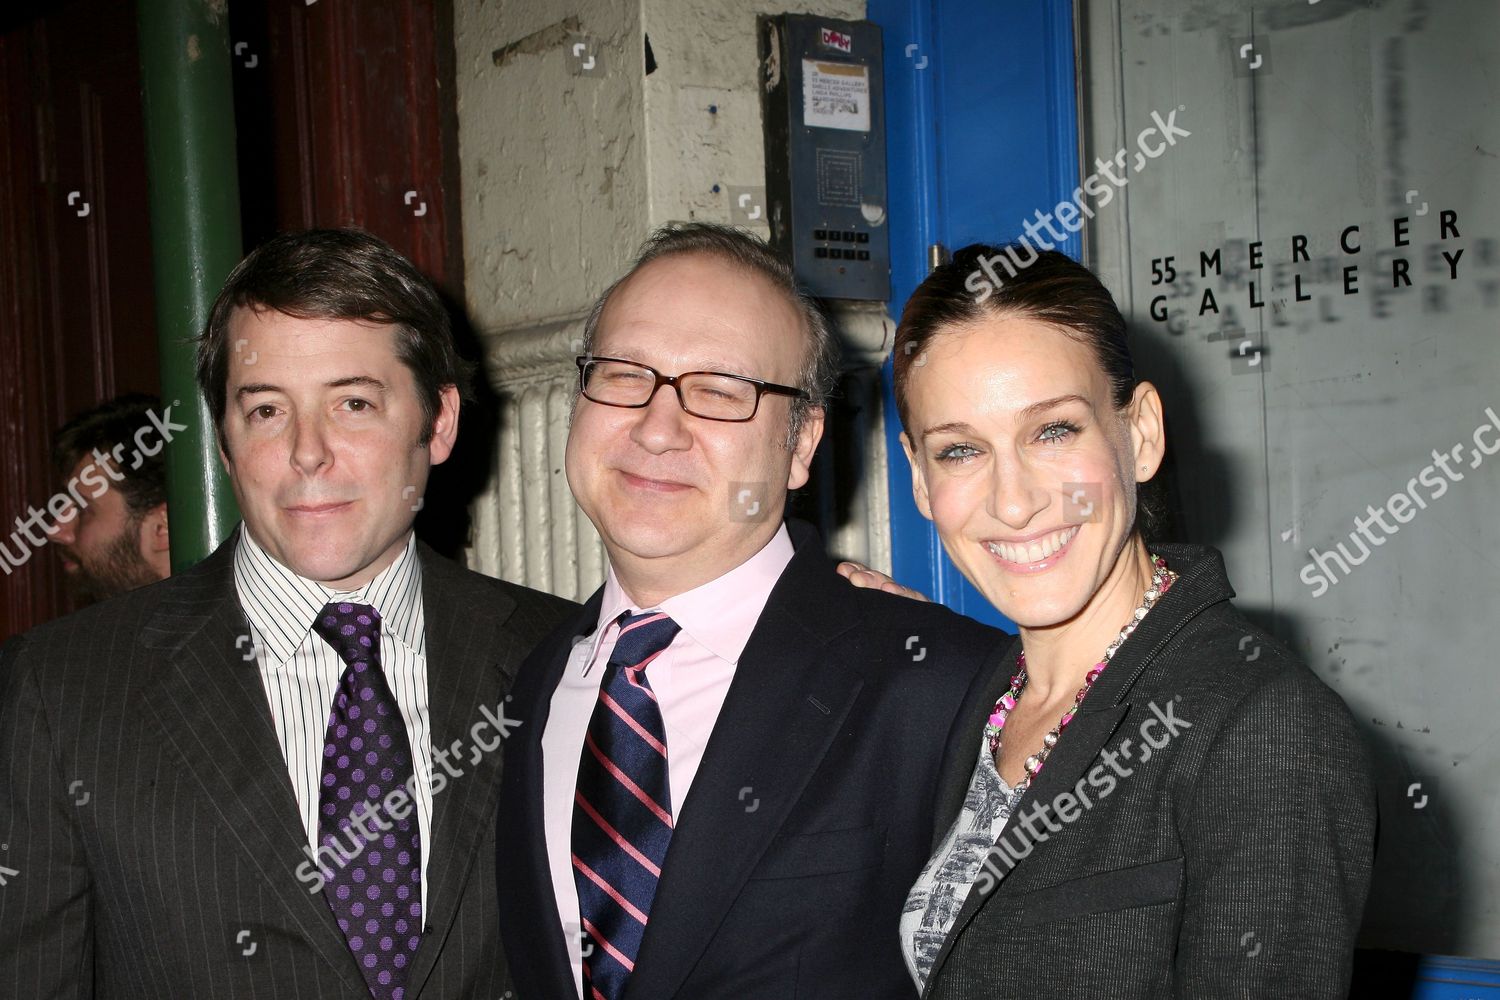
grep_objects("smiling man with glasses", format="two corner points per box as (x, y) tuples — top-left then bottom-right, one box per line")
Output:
(575, 356), (807, 423)
(496, 222), (1005, 1000)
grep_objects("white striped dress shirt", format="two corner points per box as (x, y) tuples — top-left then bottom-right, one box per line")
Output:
(233, 524), (433, 912)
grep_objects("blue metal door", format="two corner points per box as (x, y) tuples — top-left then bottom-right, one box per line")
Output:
(868, 0), (1082, 628)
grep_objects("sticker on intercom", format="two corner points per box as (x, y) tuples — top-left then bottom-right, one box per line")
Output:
(802, 59), (870, 132)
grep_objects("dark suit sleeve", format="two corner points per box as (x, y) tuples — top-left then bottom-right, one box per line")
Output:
(0, 636), (94, 998)
(1173, 667), (1376, 998)
(496, 584), (579, 653)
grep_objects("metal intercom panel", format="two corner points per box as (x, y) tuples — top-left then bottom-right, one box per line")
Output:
(759, 15), (891, 302)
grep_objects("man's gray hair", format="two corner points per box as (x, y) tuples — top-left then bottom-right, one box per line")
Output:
(579, 222), (840, 447)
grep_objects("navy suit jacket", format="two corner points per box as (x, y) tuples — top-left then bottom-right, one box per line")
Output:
(496, 520), (1007, 1000)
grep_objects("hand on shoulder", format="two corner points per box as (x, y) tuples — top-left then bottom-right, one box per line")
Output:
(835, 561), (931, 602)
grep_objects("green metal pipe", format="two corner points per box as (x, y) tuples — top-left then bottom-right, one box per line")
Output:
(136, 0), (243, 568)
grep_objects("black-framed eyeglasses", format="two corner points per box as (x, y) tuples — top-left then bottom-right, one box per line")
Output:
(575, 356), (808, 423)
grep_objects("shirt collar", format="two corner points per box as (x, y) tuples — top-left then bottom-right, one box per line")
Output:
(233, 523), (425, 665)
(589, 523), (796, 665)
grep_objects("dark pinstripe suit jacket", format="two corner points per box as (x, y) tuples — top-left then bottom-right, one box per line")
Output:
(0, 532), (576, 999)
(918, 543), (1378, 1000)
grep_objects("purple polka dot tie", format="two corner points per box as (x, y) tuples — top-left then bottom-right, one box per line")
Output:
(312, 601), (422, 1000)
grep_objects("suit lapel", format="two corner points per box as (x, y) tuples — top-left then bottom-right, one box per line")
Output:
(139, 539), (370, 996)
(930, 634), (1019, 851)
(403, 545), (519, 997)
(623, 533), (866, 1000)
(498, 589), (606, 1000)
(918, 542), (1234, 994)
(919, 699), (1130, 996)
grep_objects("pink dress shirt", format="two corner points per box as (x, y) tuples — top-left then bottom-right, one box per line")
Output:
(540, 524), (796, 997)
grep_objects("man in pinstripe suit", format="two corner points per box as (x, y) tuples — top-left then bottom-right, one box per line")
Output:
(0, 229), (575, 998)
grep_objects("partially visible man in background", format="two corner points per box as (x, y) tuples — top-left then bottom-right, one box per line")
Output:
(49, 392), (171, 602)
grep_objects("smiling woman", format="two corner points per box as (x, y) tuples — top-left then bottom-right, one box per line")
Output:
(876, 244), (1379, 999)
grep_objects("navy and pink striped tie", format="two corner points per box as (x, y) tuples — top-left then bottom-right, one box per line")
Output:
(571, 610), (682, 1000)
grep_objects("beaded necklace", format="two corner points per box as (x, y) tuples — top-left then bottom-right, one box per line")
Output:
(985, 552), (1178, 791)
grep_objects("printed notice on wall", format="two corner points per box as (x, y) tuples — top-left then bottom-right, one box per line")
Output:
(802, 59), (870, 132)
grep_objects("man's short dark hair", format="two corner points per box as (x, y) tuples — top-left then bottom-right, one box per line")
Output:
(52, 393), (168, 517)
(196, 228), (474, 450)
(580, 222), (841, 447)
